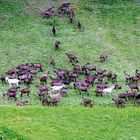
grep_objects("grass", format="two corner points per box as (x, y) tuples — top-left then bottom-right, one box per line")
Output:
(0, 0), (140, 139)
(0, 106), (140, 140)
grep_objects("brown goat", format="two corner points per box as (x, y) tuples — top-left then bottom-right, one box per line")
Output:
(112, 98), (125, 108)
(100, 54), (108, 62)
(82, 96), (92, 107)
(55, 41), (61, 50)
(52, 25), (56, 36)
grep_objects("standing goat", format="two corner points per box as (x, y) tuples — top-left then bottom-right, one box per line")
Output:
(5, 76), (20, 87)
(102, 86), (114, 96)
(51, 84), (65, 92)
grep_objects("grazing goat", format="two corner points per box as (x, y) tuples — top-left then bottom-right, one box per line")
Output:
(5, 76), (20, 87)
(128, 83), (139, 91)
(16, 101), (28, 106)
(31, 63), (43, 71)
(39, 74), (48, 84)
(50, 98), (59, 106)
(50, 56), (56, 67)
(114, 84), (122, 90)
(124, 71), (131, 83)
(97, 83), (108, 90)
(112, 98), (125, 108)
(60, 88), (69, 95)
(82, 96), (92, 107)
(102, 86), (114, 96)
(66, 53), (79, 63)
(95, 88), (103, 96)
(41, 98), (50, 106)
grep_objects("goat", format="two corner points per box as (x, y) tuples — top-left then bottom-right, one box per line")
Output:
(39, 91), (46, 98)
(51, 84), (65, 92)
(96, 69), (106, 75)
(60, 88), (69, 95)
(128, 83), (139, 91)
(95, 88), (103, 96)
(50, 56), (56, 67)
(66, 53), (79, 63)
(50, 98), (59, 106)
(20, 88), (30, 97)
(82, 96), (92, 107)
(77, 85), (89, 95)
(41, 98), (50, 106)
(39, 74), (48, 84)
(102, 86), (114, 96)
(5, 76), (20, 87)
(114, 84), (122, 90)
(100, 54), (108, 62)
(97, 83), (108, 90)
(126, 91), (137, 100)
(23, 78), (32, 86)
(55, 41), (61, 50)
(48, 90), (61, 99)
(8, 86), (19, 92)
(118, 93), (127, 101)
(134, 94), (140, 106)
(4, 92), (17, 101)
(0, 75), (6, 84)
(16, 101), (28, 106)
(135, 69), (140, 79)
(112, 98), (125, 108)
(31, 63), (43, 71)
(77, 20), (81, 29)
(124, 71), (131, 83)
(52, 25), (56, 35)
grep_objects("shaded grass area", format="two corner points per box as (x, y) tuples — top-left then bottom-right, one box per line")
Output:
(0, 126), (27, 140)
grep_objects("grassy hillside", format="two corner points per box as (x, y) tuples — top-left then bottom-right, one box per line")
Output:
(0, 0), (140, 105)
(0, 0), (140, 139)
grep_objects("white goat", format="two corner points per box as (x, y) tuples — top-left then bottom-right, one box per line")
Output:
(102, 86), (114, 96)
(5, 76), (20, 87)
(51, 84), (65, 92)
